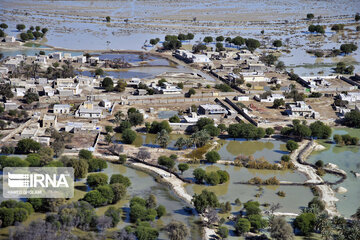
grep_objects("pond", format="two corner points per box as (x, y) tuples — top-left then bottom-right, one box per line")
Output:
(216, 138), (288, 163)
(308, 128), (360, 218)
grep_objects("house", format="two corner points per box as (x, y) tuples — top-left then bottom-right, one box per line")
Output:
(175, 50), (212, 63)
(42, 114), (57, 128)
(198, 104), (228, 115)
(235, 95), (250, 101)
(75, 101), (103, 119)
(56, 78), (81, 96)
(100, 99), (112, 109)
(4, 102), (18, 111)
(36, 78), (48, 85)
(43, 86), (55, 97)
(240, 72), (267, 82)
(286, 101), (320, 119)
(65, 122), (101, 133)
(53, 104), (71, 114)
(36, 55), (48, 64)
(133, 89), (147, 96)
(21, 123), (40, 139)
(255, 93), (285, 103)
(4, 58), (21, 71)
(31, 136), (51, 146)
(151, 82), (182, 94)
(89, 56), (100, 65)
(183, 112), (200, 123)
(236, 50), (256, 60)
(13, 88), (26, 97)
(248, 63), (266, 72)
(75, 55), (87, 64)
(51, 52), (62, 60)
(0, 67), (9, 77)
(127, 78), (141, 87)
(76, 76), (95, 86)
(339, 92), (360, 103)
(4, 36), (16, 42)
(63, 53), (72, 59)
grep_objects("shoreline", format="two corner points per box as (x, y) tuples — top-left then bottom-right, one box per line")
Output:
(290, 140), (341, 216)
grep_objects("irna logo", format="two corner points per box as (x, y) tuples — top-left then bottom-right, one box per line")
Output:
(8, 172), (70, 188)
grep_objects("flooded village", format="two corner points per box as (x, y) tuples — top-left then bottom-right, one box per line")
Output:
(0, 0), (360, 240)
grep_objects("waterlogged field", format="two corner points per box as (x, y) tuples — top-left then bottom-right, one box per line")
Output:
(308, 128), (360, 218)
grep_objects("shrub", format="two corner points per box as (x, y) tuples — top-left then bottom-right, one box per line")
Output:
(121, 129), (137, 144)
(110, 174), (131, 187)
(156, 205), (166, 218)
(86, 173), (108, 188)
(286, 140), (298, 152)
(277, 191), (286, 197)
(294, 213), (316, 236)
(83, 190), (107, 207)
(281, 155), (290, 162)
(205, 151), (220, 163)
(157, 156), (175, 169)
(235, 218), (251, 235)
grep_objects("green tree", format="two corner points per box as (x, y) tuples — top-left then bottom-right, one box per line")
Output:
(16, 138), (41, 153)
(340, 43), (358, 55)
(0, 23), (8, 30)
(169, 115), (180, 123)
(309, 121), (331, 139)
(86, 173), (108, 188)
(273, 98), (285, 109)
(203, 36), (213, 43)
(286, 140), (298, 152)
(97, 185), (114, 204)
(245, 38), (260, 52)
(95, 68), (105, 76)
(356, 13), (360, 21)
(79, 149), (92, 160)
(344, 110), (360, 128)
(269, 216), (294, 240)
(204, 124), (220, 137)
(205, 150), (220, 163)
(235, 218), (251, 235)
(248, 214), (268, 232)
(83, 190), (107, 207)
(16, 24), (25, 31)
(178, 163), (189, 174)
(165, 221), (189, 240)
(23, 91), (39, 104)
(0, 208), (14, 227)
(121, 129), (137, 144)
(156, 205), (166, 218)
(105, 207), (121, 227)
(111, 183), (127, 202)
(218, 226), (229, 239)
(156, 129), (170, 148)
(114, 80), (127, 92)
(192, 190), (219, 213)
(105, 16), (111, 22)
(187, 88), (196, 97)
(273, 40), (282, 48)
(128, 112), (144, 126)
(193, 168), (207, 183)
(266, 128), (275, 136)
(157, 156), (175, 169)
(216, 36), (224, 42)
(205, 172), (220, 185)
(135, 222), (159, 240)
(88, 158), (107, 172)
(294, 213), (316, 236)
(307, 13), (314, 19)
(101, 77), (113, 91)
(110, 174), (131, 187)
(118, 154), (127, 164)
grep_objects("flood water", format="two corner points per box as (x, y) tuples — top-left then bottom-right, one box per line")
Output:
(308, 128), (360, 218)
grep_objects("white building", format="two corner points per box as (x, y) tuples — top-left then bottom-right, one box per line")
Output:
(255, 93), (285, 103)
(198, 104), (228, 115)
(100, 99), (112, 109)
(286, 101), (320, 119)
(4, 36), (16, 42)
(151, 82), (182, 94)
(75, 101), (103, 119)
(235, 95), (250, 101)
(51, 52), (62, 60)
(339, 92), (360, 103)
(175, 50), (212, 63)
(240, 72), (268, 82)
(53, 104), (71, 114)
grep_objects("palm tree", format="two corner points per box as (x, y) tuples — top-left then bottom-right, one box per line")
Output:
(156, 129), (169, 148)
(174, 137), (187, 150)
(190, 130), (210, 147)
